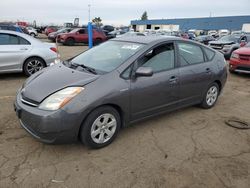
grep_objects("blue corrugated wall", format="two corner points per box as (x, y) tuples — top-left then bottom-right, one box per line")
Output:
(131, 15), (250, 31)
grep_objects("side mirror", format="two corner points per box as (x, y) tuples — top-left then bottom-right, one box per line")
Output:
(135, 67), (153, 77)
(76, 32), (79, 35)
(145, 50), (153, 58)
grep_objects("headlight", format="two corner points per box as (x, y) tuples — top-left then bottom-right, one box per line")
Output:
(223, 45), (231, 49)
(39, 87), (84, 111)
(231, 53), (239, 59)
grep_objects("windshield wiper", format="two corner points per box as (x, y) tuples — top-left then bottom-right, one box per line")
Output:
(71, 62), (97, 75)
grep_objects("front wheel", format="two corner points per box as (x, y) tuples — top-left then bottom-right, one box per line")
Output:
(200, 83), (219, 109)
(80, 106), (121, 149)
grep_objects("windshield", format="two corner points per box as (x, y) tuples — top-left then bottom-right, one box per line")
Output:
(57, 28), (68, 33)
(70, 41), (145, 73)
(218, 35), (240, 42)
(70, 28), (80, 33)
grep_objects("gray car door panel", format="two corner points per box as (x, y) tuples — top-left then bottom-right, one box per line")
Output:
(129, 42), (180, 120)
(178, 62), (213, 104)
(130, 69), (180, 120)
(177, 42), (214, 104)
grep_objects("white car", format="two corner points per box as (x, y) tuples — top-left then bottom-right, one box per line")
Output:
(0, 30), (57, 76)
(26, 27), (38, 37)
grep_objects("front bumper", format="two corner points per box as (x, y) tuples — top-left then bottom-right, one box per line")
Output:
(14, 92), (82, 144)
(229, 59), (250, 74)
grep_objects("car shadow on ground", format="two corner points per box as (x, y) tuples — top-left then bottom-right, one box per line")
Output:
(0, 72), (26, 80)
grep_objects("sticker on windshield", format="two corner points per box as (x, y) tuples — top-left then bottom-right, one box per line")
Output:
(121, 45), (141, 50)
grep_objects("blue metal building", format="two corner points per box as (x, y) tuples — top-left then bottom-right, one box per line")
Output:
(131, 15), (250, 31)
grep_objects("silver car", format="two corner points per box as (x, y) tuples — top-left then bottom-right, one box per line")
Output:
(0, 30), (57, 76)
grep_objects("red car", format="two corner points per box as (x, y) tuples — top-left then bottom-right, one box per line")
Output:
(58, 28), (107, 46)
(45, 26), (58, 35)
(229, 42), (250, 74)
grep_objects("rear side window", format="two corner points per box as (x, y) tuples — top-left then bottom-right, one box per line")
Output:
(79, 29), (86, 34)
(203, 47), (215, 61)
(177, 42), (204, 66)
(19, 36), (30, 45)
(0, 34), (30, 45)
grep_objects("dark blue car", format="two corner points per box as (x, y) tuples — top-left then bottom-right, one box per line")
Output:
(0, 24), (23, 33)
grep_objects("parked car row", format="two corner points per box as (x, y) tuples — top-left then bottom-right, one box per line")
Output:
(0, 22), (38, 38)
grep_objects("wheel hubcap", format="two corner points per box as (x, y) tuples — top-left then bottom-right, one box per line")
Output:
(27, 60), (43, 75)
(91, 113), (117, 144)
(206, 86), (218, 106)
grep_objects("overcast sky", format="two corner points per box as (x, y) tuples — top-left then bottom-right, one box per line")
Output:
(1, 0), (250, 26)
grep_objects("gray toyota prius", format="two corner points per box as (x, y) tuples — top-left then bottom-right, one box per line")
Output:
(14, 36), (227, 148)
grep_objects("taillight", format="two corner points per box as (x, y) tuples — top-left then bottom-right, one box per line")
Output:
(50, 47), (57, 53)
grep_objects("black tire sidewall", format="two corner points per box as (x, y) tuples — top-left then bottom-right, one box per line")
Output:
(23, 57), (45, 76)
(201, 83), (219, 109)
(80, 106), (121, 149)
(66, 38), (74, 46)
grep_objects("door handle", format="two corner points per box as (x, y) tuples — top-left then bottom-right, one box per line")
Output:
(20, 47), (28, 51)
(206, 68), (211, 73)
(169, 76), (178, 83)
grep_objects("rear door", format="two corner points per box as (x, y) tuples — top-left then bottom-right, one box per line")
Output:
(176, 41), (214, 105)
(0, 33), (32, 72)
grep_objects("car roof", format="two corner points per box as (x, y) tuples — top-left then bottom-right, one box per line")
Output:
(111, 36), (180, 44)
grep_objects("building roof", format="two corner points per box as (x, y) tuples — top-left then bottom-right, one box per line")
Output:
(131, 15), (250, 31)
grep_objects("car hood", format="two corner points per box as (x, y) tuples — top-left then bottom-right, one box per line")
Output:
(22, 63), (99, 103)
(234, 47), (250, 55)
(209, 40), (235, 45)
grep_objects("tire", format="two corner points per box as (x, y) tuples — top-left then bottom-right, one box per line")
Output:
(30, 33), (36, 37)
(200, 83), (219, 109)
(80, 106), (121, 149)
(94, 38), (102, 45)
(23, 57), (46, 76)
(65, 38), (75, 46)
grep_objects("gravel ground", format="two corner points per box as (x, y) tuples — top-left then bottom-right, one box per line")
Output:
(0, 35), (250, 188)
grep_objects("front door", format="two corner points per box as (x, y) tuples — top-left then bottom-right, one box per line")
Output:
(130, 42), (180, 120)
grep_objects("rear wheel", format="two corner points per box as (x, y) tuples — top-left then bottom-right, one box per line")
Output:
(80, 106), (121, 149)
(66, 38), (75, 46)
(200, 83), (219, 109)
(23, 57), (46, 76)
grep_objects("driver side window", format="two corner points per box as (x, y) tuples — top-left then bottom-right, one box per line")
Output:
(139, 43), (175, 73)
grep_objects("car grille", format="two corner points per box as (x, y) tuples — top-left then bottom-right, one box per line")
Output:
(21, 95), (39, 107)
(210, 44), (223, 50)
(237, 66), (250, 71)
(239, 55), (250, 61)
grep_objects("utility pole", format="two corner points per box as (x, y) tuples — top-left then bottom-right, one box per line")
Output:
(87, 4), (93, 48)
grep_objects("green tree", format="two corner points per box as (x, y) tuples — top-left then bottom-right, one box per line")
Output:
(141, 11), (148, 20)
(92, 17), (102, 27)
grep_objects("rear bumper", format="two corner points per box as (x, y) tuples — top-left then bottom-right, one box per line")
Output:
(14, 92), (82, 144)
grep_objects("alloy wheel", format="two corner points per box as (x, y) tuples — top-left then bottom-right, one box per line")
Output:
(26, 60), (44, 75)
(206, 86), (218, 106)
(90, 113), (117, 144)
